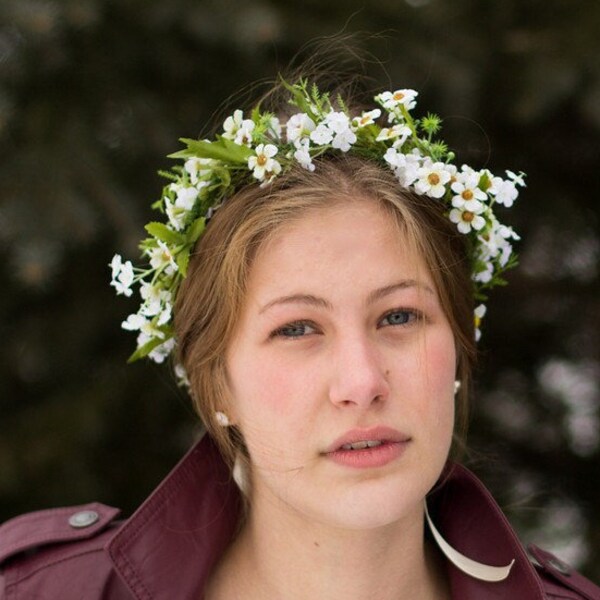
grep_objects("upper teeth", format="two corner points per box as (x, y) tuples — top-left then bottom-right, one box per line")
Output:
(341, 440), (383, 450)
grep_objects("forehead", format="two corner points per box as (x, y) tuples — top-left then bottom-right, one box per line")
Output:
(247, 199), (434, 300)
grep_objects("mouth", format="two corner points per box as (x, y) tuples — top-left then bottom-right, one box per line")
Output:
(325, 426), (412, 455)
(340, 440), (386, 450)
(324, 428), (411, 469)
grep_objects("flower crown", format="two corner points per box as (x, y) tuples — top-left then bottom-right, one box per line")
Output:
(110, 79), (524, 383)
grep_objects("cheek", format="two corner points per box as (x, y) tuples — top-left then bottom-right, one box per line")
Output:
(408, 331), (456, 428)
(228, 351), (319, 453)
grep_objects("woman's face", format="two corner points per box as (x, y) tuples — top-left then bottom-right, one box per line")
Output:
(226, 199), (456, 530)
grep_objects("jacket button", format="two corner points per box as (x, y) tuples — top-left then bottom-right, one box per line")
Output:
(68, 510), (100, 529)
(548, 556), (571, 576)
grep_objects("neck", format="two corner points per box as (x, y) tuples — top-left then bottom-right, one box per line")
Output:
(206, 494), (449, 600)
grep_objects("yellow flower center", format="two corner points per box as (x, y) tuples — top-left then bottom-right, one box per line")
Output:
(393, 91), (405, 101)
(257, 154), (267, 167)
(462, 189), (474, 200)
(462, 211), (475, 223)
(428, 173), (440, 186)
(474, 315), (482, 328)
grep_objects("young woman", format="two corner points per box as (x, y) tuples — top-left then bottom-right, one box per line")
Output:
(1, 74), (598, 599)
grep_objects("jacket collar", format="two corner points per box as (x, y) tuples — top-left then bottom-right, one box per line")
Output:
(107, 434), (544, 600)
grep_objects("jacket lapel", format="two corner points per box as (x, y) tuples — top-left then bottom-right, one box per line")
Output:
(427, 463), (546, 599)
(107, 434), (240, 600)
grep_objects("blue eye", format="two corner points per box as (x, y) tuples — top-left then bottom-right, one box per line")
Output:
(272, 321), (317, 339)
(380, 309), (420, 327)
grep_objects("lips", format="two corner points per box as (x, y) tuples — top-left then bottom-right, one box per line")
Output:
(324, 426), (411, 454)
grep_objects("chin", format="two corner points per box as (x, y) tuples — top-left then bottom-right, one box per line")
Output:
(301, 472), (433, 531)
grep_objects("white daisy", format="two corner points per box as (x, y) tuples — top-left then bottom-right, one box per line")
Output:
(286, 113), (316, 144)
(147, 241), (178, 274)
(248, 144), (280, 182)
(376, 89), (418, 111)
(414, 160), (452, 198)
(489, 176), (519, 207)
(294, 139), (315, 171)
(474, 304), (487, 341)
(376, 124), (412, 148)
(449, 199), (487, 234)
(352, 109), (381, 129)
(451, 172), (487, 208)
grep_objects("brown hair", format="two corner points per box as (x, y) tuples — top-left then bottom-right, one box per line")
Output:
(174, 154), (477, 473)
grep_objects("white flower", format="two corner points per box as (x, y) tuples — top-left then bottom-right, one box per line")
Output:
(451, 172), (487, 207)
(148, 241), (178, 274)
(384, 147), (408, 169)
(474, 304), (486, 341)
(222, 110), (243, 138)
(489, 177), (518, 207)
(414, 160), (452, 198)
(308, 112), (356, 151)
(165, 198), (187, 231)
(449, 199), (487, 234)
(222, 109), (255, 146)
(310, 123), (333, 145)
(148, 337), (176, 363)
(122, 313), (147, 331)
(174, 363), (190, 387)
(294, 139), (315, 171)
(135, 327), (174, 363)
(269, 116), (282, 140)
(376, 89), (418, 111)
(352, 109), (381, 129)
(384, 148), (421, 187)
(109, 254), (135, 297)
(325, 111), (351, 134)
(248, 143), (281, 182)
(474, 261), (494, 283)
(477, 218), (519, 266)
(174, 186), (198, 211)
(376, 124), (412, 148)
(506, 170), (526, 187)
(331, 127), (357, 152)
(184, 157), (214, 185)
(156, 302), (172, 326)
(140, 282), (172, 317)
(286, 113), (316, 145)
(110, 254), (123, 280)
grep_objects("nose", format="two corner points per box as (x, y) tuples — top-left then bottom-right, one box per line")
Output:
(328, 333), (390, 409)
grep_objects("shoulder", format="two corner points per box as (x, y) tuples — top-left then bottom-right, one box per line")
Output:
(529, 544), (600, 600)
(0, 503), (131, 600)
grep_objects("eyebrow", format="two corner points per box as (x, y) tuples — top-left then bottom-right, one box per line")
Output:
(258, 280), (434, 315)
(367, 280), (434, 304)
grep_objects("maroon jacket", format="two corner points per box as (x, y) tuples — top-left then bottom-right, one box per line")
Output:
(1, 435), (598, 599)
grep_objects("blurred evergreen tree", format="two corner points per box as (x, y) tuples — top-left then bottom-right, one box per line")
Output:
(0, 0), (598, 579)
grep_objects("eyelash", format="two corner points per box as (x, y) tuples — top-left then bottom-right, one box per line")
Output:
(378, 308), (423, 328)
(271, 320), (319, 340)
(270, 308), (423, 340)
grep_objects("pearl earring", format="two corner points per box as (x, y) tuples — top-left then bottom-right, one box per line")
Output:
(215, 411), (230, 427)
(454, 380), (462, 394)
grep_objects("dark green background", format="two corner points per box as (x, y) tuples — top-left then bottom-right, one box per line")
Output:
(1, 0), (599, 579)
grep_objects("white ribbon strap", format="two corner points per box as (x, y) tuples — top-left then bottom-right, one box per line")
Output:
(425, 503), (515, 582)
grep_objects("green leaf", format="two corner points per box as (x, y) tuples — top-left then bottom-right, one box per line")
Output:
(251, 104), (262, 124)
(176, 248), (190, 276)
(127, 336), (168, 363)
(145, 222), (184, 245)
(169, 138), (252, 164)
(186, 217), (206, 243)
(279, 76), (318, 120)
